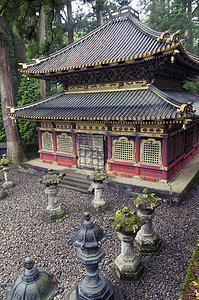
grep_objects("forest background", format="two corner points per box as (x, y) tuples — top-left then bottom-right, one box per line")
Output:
(0, 0), (199, 162)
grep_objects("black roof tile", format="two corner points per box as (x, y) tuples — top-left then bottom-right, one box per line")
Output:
(10, 85), (198, 121)
(20, 7), (191, 75)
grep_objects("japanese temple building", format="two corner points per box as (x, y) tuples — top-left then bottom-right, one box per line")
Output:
(10, 6), (199, 183)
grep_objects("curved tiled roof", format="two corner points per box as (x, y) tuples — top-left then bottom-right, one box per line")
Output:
(10, 85), (197, 121)
(20, 7), (191, 76)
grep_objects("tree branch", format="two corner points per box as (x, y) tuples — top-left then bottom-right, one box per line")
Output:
(0, 0), (10, 16)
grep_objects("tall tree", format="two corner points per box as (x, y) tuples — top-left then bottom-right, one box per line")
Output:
(67, 0), (74, 44)
(137, 0), (199, 52)
(83, 0), (107, 25)
(0, 0), (66, 161)
(39, 7), (46, 98)
(0, 28), (26, 162)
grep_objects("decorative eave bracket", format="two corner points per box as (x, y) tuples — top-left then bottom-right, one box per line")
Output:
(177, 102), (196, 116)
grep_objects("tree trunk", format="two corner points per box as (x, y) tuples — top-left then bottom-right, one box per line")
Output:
(0, 39), (27, 163)
(11, 33), (27, 88)
(67, 0), (74, 45)
(187, 0), (193, 47)
(99, 11), (103, 25)
(39, 7), (46, 98)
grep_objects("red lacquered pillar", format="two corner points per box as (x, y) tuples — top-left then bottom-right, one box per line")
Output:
(108, 135), (112, 159)
(53, 131), (57, 152)
(135, 136), (140, 175)
(162, 137), (168, 181)
(72, 133), (77, 166)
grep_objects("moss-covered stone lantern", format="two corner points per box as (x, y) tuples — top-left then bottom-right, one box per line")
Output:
(40, 169), (65, 221)
(87, 171), (108, 211)
(0, 165), (7, 199)
(5, 256), (62, 299)
(0, 154), (14, 189)
(66, 212), (123, 300)
(134, 188), (162, 255)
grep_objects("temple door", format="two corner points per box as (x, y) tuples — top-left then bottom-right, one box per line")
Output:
(77, 134), (104, 170)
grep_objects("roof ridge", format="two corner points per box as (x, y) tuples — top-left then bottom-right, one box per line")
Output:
(150, 85), (181, 108)
(127, 14), (163, 38)
(186, 51), (199, 61)
(183, 88), (199, 97)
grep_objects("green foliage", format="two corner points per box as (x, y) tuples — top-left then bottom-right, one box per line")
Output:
(138, 0), (199, 55)
(55, 214), (69, 222)
(1, 0), (66, 59)
(109, 206), (143, 234)
(134, 188), (162, 210)
(184, 77), (199, 94)
(179, 240), (199, 299)
(0, 154), (11, 166)
(16, 77), (40, 146)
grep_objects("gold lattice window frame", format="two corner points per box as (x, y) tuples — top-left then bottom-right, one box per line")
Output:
(57, 133), (73, 154)
(113, 137), (135, 161)
(140, 138), (162, 165)
(42, 132), (53, 151)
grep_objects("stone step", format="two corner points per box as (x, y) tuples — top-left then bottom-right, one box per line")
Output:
(59, 182), (92, 194)
(19, 162), (93, 194)
(62, 173), (90, 185)
(60, 178), (91, 189)
(59, 172), (93, 194)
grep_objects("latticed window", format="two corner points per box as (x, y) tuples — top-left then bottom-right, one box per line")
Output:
(185, 128), (193, 154)
(140, 138), (162, 164)
(176, 133), (183, 158)
(168, 137), (174, 164)
(57, 133), (72, 154)
(42, 132), (53, 151)
(113, 137), (134, 161)
(194, 126), (198, 145)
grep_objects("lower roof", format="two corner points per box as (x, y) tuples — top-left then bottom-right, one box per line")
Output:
(10, 85), (199, 122)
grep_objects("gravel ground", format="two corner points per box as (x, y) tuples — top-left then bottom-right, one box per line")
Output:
(0, 165), (198, 300)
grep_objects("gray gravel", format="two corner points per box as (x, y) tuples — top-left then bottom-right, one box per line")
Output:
(0, 165), (198, 300)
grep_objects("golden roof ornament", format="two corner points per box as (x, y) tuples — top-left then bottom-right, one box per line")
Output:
(157, 29), (171, 42)
(177, 102), (196, 115)
(166, 29), (181, 44)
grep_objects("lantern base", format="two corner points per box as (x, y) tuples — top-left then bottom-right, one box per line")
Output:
(43, 205), (65, 222)
(91, 198), (108, 212)
(2, 181), (15, 189)
(65, 282), (123, 300)
(134, 232), (162, 255)
(112, 255), (145, 282)
(0, 189), (7, 199)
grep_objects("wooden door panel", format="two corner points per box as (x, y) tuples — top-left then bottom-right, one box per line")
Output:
(77, 134), (104, 169)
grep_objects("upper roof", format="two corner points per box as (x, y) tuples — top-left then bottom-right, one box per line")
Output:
(19, 6), (199, 77)
(9, 85), (198, 121)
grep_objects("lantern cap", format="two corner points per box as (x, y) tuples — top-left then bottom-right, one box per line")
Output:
(5, 257), (59, 300)
(72, 212), (107, 248)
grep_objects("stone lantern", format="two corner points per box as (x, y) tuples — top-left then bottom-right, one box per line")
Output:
(40, 169), (65, 221)
(134, 188), (162, 255)
(87, 171), (108, 211)
(5, 256), (62, 299)
(0, 154), (14, 189)
(0, 166), (7, 199)
(66, 212), (123, 300)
